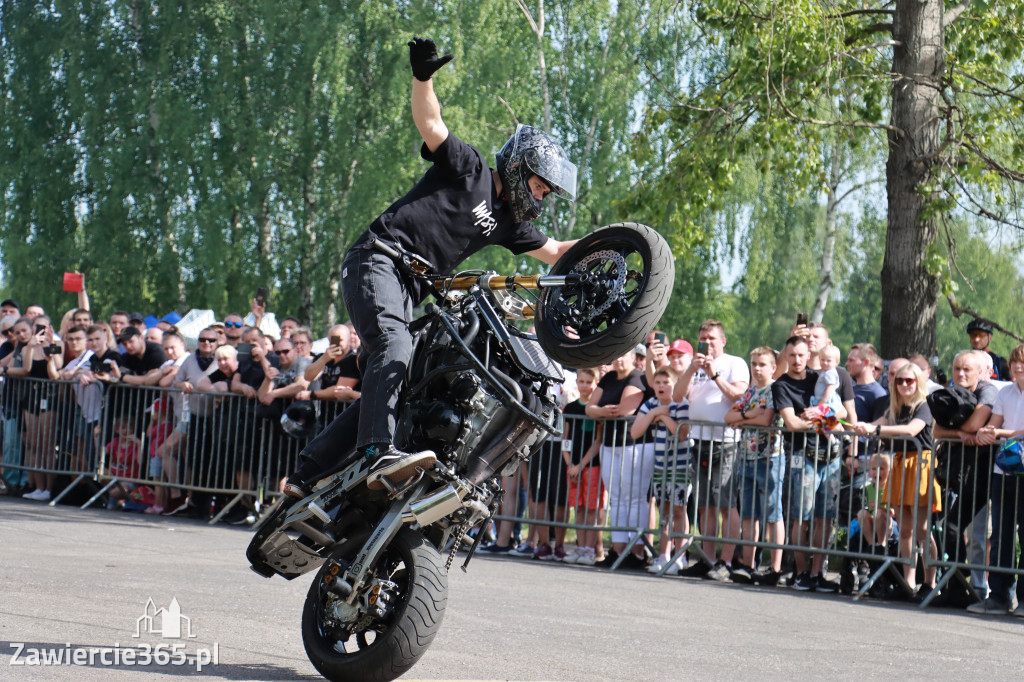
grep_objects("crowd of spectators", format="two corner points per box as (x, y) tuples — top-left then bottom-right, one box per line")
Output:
(0, 292), (362, 525)
(1, 289), (1022, 616)
(477, 317), (1023, 616)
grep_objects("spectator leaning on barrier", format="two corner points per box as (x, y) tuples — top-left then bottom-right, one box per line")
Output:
(118, 327), (168, 386)
(966, 318), (1009, 381)
(725, 346), (785, 585)
(674, 319), (749, 581)
(170, 327), (224, 518)
(57, 325), (96, 472)
(972, 343), (1024, 617)
(0, 317), (29, 493)
(10, 316), (63, 502)
(933, 349), (998, 600)
(855, 362), (940, 599)
(773, 335), (842, 593)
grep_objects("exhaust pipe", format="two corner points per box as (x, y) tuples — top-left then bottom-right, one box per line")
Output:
(406, 483), (468, 527)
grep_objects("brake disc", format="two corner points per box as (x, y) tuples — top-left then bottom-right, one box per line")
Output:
(571, 249), (627, 318)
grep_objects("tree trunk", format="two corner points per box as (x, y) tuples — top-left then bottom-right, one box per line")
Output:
(880, 0), (944, 359)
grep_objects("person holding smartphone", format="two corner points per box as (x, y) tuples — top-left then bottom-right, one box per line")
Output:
(673, 319), (750, 581)
(8, 317), (63, 501)
(303, 324), (361, 412)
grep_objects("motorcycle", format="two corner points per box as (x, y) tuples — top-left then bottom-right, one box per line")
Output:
(247, 222), (674, 681)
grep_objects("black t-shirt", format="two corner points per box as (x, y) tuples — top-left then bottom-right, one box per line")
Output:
(596, 369), (645, 446)
(884, 402), (934, 453)
(352, 134), (548, 303)
(236, 356), (282, 391)
(119, 342), (168, 376)
(772, 370), (819, 451)
(318, 353), (361, 391)
(0, 340), (13, 360)
(563, 399), (599, 467)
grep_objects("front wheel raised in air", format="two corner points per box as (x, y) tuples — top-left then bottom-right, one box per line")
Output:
(536, 222), (674, 369)
(301, 528), (447, 682)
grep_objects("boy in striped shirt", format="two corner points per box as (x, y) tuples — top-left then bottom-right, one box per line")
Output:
(631, 366), (691, 574)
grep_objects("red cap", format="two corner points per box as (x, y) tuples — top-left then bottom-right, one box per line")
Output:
(668, 339), (693, 356)
(148, 398), (170, 415)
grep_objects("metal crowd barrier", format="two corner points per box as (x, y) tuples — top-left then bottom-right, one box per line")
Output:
(3, 373), (1021, 604)
(501, 413), (1021, 606)
(0, 375), (352, 523)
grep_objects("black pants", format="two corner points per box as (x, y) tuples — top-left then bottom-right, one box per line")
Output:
(342, 246), (415, 450)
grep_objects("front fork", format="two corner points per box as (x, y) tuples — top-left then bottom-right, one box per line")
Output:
(326, 478), (432, 603)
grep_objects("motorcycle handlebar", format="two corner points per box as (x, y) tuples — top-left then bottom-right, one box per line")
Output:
(430, 273), (576, 291)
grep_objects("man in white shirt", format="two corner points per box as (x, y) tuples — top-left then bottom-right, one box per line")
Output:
(673, 319), (749, 580)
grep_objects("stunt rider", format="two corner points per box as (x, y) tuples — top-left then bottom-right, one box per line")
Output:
(284, 36), (578, 496)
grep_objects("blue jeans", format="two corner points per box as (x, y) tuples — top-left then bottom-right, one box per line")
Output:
(987, 474), (1024, 604)
(2, 415), (27, 488)
(789, 452), (841, 521)
(342, 246), (415, 449)
(739, 454), (785, 523)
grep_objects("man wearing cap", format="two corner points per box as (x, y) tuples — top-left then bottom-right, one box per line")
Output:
(0, 299), (19, 320)
(118, 326), (169, 385)
(967, 318), (1009, 381)
(128, 312), (147, 334)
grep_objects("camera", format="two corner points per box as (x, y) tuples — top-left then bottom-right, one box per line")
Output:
(255, 287), (268, 307)
(90, 357), (106, 373)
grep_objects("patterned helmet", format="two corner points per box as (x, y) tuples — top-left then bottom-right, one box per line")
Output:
(496, 124), (577, 223)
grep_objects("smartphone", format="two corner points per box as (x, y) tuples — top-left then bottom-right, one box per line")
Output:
(44, 344), (61, 356)
(330, 335), (342, 347)
(796, 312), (809, 326)
(236, 342), (254, 365)
(255, 287), (268, 307)
(697, 341), (709, 355)
(654, 331), (668, 345)
(35, 324), (46, 335)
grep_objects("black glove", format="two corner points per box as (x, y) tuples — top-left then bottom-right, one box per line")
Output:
(408, 36), (453, 82)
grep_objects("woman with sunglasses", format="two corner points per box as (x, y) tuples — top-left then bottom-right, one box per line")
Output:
(3, 317), (63, 501)
(854, 362), (940, 599)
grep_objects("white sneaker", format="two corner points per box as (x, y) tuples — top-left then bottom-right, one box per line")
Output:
(670, 555), (689, 573)
(647, 554), (670, 574)
(575, 548), (597, 566)
(22, 489), (49, 501)
(561, 547), (584, 564)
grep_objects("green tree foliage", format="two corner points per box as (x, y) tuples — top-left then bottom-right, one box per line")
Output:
(627, 0), (1024, 359)
(0, 0), (695, 333)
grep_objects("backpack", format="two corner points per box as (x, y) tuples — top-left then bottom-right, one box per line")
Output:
(926, 385), (978, 429)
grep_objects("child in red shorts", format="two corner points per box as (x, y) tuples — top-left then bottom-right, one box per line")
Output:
(562, 368), (605, 565)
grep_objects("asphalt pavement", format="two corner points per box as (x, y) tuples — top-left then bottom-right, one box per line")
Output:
(1, 495), (1022, 681)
